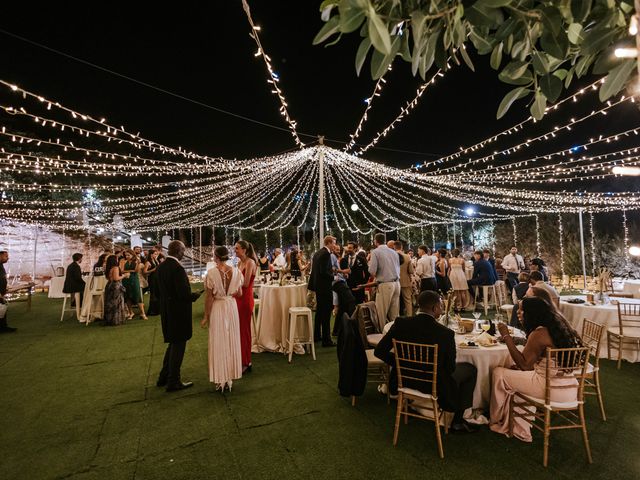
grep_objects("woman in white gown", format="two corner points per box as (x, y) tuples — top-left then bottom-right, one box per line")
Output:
(201, 246), (244, 392)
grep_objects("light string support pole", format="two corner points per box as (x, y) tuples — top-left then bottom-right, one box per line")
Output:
(318, 136), (325, 247)
(578, 209), (587, 290)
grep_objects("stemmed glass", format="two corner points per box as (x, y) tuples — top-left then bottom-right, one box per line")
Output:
(472, 311), (481, 332)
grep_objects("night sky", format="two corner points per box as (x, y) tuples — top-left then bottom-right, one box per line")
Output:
(1, 1), (639, 177)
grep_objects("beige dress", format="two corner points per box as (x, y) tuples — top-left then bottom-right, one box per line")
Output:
(205, 267), (244, 390)
(490, 355), (578, 442)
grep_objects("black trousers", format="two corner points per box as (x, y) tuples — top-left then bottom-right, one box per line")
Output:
(159, 341), (187, 385)
(420, 277), (437, 292)
(506, 272), (518, 292)
(314, 289), (333, 344)
(450, 362), (477, 421)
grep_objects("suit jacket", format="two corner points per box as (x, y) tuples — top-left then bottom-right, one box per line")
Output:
(398, 252), (414, 288)
(487, 258), (498, 283)
(156, 257), (195, 343)
(469, 258), (494, 286)
(0, 263), (7, 296)
(308, 247), (333, 293)
(374, 314), (458, 411)
(340, 254), (368, 289)
(337, 313), (367, 396)
(63, 262), (85, 294)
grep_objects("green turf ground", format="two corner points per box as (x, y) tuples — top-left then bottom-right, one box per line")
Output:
(1, 289), (639, 480)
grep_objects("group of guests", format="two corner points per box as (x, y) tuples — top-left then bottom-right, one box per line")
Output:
(68, 245), (165, 326)
(156, 240), (257, 393)
(257, 247), (310, 279)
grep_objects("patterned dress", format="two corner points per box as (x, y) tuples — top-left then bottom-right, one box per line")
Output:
(104, 279), (127, 326)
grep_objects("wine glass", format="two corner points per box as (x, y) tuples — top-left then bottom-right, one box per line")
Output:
(480, 320), (491, 333)
(472, 311), (481, 332)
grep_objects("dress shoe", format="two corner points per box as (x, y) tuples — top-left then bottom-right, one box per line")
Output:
(451, 420), (479, 434)
(322, 341), (336, 347)
(166, 381), (193, 392)
(0, 325), (17, 333)
(156, 378), (167, 387)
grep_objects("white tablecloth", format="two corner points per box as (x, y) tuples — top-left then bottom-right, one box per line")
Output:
(456, 334), (518, 409)
(253, 283), (308, 353)
(559, 295), (640, 362)
(47, 277), (66, 298)
(622, 279), (640, 299)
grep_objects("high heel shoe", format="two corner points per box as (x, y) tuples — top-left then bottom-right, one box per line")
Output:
(141, 316), (148, 321)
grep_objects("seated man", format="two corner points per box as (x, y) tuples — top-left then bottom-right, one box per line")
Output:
(374, 290), (478, 433)
(63, 253), (86, 306)
(467, 250), (493, 298)
(528, 270), (559, 305)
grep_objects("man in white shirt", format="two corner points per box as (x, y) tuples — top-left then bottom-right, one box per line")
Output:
(528, 271), (560, 306)
(415, 245), (437, 292)
(501, 246), (525, 292)
(272, 248), (287, 272)
(369, 233), (400, 330)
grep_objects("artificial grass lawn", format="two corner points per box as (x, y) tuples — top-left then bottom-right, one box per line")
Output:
(1, 289), (639, 480)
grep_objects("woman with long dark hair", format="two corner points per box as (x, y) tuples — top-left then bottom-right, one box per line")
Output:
(490, 297), (583, 442)
(103, 254), (129, 326)
(144, 249), (160, 316)
(234, 240), (257, 373)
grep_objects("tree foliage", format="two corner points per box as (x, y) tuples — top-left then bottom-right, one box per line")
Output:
(315, 0), (637, 119)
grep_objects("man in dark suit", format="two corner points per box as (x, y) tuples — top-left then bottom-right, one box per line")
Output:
(375, 290), (478, 433)
(156, 240), (201, 392)
(63, 253), (86, 306)
(308, 235), (336, 347)
(467, 250), (494, 297)
(340, 242), (368, 305)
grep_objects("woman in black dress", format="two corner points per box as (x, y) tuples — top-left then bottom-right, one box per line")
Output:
(258, 252), (270, 276)
(144, 249), (160, 315)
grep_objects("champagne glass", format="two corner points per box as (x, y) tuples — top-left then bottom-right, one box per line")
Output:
(472, 311), (481, 332)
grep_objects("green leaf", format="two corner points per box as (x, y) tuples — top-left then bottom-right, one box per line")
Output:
(531, 51), (550, 75)
(339, 0), (365, 34)
(371, 35), (400, 79)
(541, 28), (569, 59)
(319, 0), (339, 11)
(571, 0), (591, 23)
(313, 16), (341, 45)
(531, 90), (547, 120)
(499, 68), (533, 86)
(469, 29), (494, 55)
(490, 42), (503, 70)
(496, 86), (528, 119)
(410, 11), (427, 50)
(539, 74), (562, 103)
(581, 27), (620, 56)
(476, 0), (513, 7)
(434, 30), (448, 70)
(459, 45), (475, 72)
(501, 60), (529, 80)
(495, 18), (517, 41)
(466, 4), (504, 28)
(355, 37), (371, 76)
(367, 6), (391, 55)
(574, 54), (595, 77)
(564, 66), (575, 88)
(599, 59), (636, 101)
(553, 68), (568, 80)
(568, 23), (584, 44)
(399, 31), (411, 62)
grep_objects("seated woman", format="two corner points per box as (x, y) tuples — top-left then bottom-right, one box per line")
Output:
(490, 296), (583, 442)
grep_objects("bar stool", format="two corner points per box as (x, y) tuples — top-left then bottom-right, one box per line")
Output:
(473, 284), (500, 316)
(287, 306), (315, 363)
(87, 276), (107, 325)
(60, 292), (81, 322)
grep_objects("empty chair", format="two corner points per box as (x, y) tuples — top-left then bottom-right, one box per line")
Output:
(607, 302), (640, 369)
(580, 319), (606, 420)
(287, 306), (315, 363)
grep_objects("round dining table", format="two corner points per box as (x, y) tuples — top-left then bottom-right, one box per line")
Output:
(252, 283), (309, 354)
(559, 295), (640, 363)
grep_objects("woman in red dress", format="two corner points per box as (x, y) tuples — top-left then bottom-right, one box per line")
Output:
(234, 240), (257, 374)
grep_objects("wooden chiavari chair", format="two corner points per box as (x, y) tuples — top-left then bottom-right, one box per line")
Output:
(392, 340), (447, 459)
(607, 302), (640, 369)
(509, 347), (592, 467)
(580, 319), (606, 420)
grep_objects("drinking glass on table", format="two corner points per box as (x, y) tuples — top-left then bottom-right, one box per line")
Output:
(472, 311), (482, 332)
(480, 320), (491, 333)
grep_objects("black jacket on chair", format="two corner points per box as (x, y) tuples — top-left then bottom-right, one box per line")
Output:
(62, 262), (85, 294)
(156, 257), (198, 343)
(337, 313), (367, 397)
(374, 313), (459, 412)
(308, 247), (333, 294)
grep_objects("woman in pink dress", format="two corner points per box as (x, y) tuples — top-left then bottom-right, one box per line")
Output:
(490, 297), (583, 442)
(234, 240), (257, 374)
